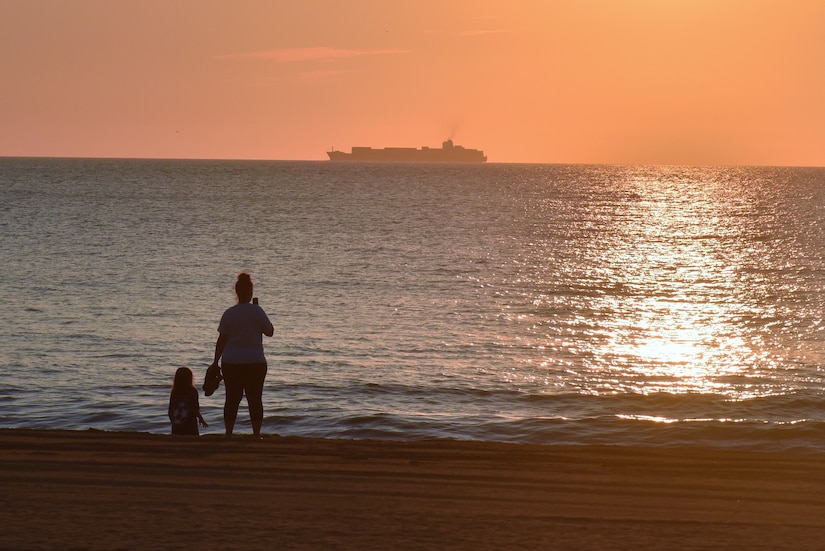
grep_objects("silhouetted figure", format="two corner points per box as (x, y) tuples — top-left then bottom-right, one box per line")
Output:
(210, 273), (274, 437)
(169, 367), (207, 435)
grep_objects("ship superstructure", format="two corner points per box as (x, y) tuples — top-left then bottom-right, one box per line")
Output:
(327, 139), (486, 163)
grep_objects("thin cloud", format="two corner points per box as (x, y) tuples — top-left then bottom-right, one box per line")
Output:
(216, 47), (411, 63)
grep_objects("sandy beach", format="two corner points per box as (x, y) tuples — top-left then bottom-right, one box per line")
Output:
(2, 429), (825, 550)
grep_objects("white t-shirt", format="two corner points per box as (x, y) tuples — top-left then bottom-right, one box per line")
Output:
(218, 303), (274, 364)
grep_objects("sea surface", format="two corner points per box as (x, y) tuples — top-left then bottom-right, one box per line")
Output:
(3, 158), (825, 451)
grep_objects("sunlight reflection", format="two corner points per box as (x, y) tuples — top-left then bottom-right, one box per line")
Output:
(494, 166), (815, 404)
(582, 167), (778, 397)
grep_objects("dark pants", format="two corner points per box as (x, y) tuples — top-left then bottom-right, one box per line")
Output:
(221, 362), (267, 436)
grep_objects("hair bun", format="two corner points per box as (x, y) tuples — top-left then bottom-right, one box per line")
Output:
(237, 272), (252, 283)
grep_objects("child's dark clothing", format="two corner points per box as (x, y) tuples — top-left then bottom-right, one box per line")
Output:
(169, 387), (201, 436)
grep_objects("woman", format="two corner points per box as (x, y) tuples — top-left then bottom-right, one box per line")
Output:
(210, 273), (274, 437)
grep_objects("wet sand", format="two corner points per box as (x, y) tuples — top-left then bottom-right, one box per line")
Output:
(2, 429), (825, 550)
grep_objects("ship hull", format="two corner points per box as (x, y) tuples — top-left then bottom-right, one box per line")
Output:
(327, 141), (486, 163)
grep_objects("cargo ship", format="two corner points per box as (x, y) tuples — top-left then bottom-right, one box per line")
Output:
(327, 139), (486, 163)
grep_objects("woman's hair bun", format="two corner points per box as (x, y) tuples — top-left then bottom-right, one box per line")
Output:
(235, 272), (254, 301)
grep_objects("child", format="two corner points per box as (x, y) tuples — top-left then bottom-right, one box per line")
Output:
(168, 367), (208, 435)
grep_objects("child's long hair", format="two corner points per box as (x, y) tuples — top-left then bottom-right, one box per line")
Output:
(171, 367), (195, 397)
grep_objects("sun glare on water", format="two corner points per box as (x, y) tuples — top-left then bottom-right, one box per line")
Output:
(566, 167), (784, 399)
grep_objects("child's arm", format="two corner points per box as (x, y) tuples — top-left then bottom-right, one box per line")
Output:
(195, 395), (208, 427)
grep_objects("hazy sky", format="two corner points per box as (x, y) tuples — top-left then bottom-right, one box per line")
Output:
(3, 1), (825, 165)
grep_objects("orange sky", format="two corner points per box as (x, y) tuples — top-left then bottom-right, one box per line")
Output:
(2, 0), (825, 166)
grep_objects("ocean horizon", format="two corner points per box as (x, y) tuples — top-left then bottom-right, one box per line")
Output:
(3, 157), (825, 451)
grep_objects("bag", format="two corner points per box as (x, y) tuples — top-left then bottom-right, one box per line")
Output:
(203, 363), (222, 396)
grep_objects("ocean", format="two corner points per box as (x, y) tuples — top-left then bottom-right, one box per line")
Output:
(3, 158), (825, 451)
